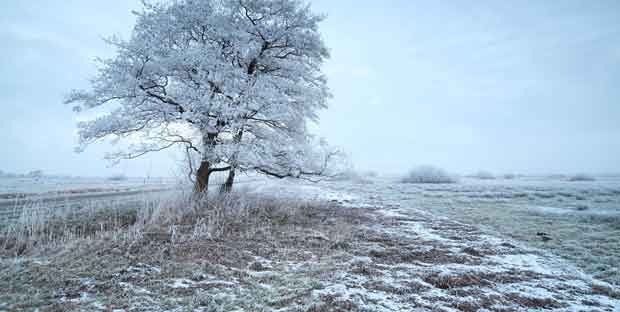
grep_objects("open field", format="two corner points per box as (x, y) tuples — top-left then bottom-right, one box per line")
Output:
(0, 177), (177, 225)
(0, 176), (175, 196)
(1, 176), (619, 311)
(310, 176), (620, 286)
(3, 0), (618, 310)
(0, 175), (258, 223)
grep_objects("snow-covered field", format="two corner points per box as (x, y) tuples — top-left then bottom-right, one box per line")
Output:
(0, 176), (176, 198)
(0, 176), (179, 224)
(284, 175), (620, 286)
(2, 174), (619, 286)
(2, 175), (620, 311)
(243, 174), (620, 287)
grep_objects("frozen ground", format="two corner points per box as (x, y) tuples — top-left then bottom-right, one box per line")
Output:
(280, 176), (620, 286)
(0, 174), (258, 223)
(0, 176), (176, 198)
(1, 175), (619, 311)
(0, 176), (179, 224)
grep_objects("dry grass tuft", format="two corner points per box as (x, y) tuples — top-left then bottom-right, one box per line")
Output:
(0, 190), (371, 310)
(504, 293), (565, 309)
(423, 269), (544, 290)
(0, 201), (138, 256)
(0, 190), (361, 259)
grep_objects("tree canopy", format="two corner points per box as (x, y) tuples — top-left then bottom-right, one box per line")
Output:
(66, 0), (341, 192)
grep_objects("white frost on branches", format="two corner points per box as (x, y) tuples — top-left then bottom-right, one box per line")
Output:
(66, 0), (342, 181)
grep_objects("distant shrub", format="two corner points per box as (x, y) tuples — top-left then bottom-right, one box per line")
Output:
(332, 170), (358, 180)
(27, 170), (44, 178)
(547, 174), (567, 180)
(331, 169), (375, 184)
(0, 171), (16, 178)
(469, 171), (496, 180)
(402, 166), (457, 184)
(107, 174), (128, 181)
(567, 174), (595, 182)
(502, 173), (516, 180)
(364, 170), (378, 178)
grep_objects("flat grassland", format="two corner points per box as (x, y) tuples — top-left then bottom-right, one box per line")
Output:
(1, 176), (619, 311)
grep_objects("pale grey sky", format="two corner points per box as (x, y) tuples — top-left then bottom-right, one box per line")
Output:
(1, 0), (619, 177)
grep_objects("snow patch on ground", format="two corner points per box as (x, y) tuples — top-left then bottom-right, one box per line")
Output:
(3, 177), (620, 311)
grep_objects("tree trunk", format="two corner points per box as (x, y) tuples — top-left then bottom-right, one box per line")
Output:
(194, 161), (211, 193)
(195, 131), (218, 194)
(220, 129), (243, 193)
(220, 168), (235, 193)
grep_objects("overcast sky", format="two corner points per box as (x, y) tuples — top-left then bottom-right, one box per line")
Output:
(1, 0), (619, 177)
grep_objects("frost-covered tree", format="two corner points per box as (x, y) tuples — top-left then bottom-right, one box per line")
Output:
(66, 0), (337, 192)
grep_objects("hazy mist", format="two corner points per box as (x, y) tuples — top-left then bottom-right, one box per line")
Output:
(1, 0), (619, 177)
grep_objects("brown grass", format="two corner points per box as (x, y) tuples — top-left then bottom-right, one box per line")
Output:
(423, 269), (545, 290)
(0, 191), (372, 311)
(505, 293), (566, 309)
(1, 189), (618, 311)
